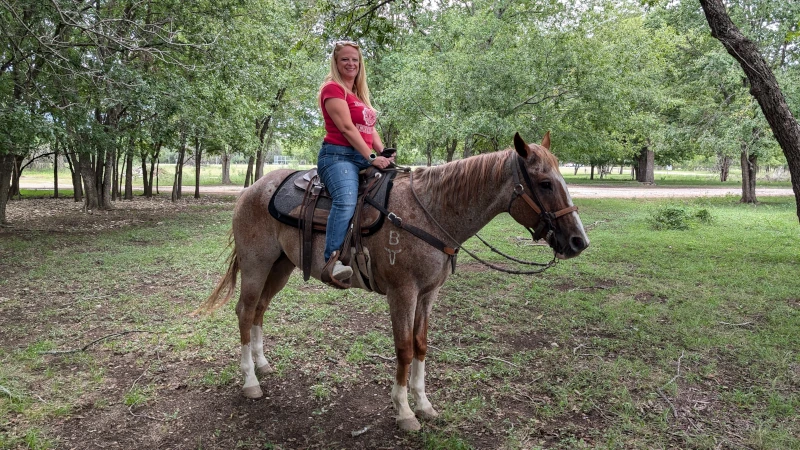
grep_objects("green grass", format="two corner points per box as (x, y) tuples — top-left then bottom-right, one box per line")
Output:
(0, 194), (798, 448)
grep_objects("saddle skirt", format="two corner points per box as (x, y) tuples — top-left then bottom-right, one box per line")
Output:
(268, 167), (397, 235)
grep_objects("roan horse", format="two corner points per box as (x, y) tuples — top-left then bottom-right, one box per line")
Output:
(196, 132), (589, 431)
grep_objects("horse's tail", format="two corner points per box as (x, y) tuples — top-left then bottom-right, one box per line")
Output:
(192, 231), (239, 315)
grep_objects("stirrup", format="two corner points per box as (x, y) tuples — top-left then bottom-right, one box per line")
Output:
(321, 252), (351, 289)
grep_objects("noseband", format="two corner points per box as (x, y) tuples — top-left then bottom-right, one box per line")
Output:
(511, 154), (578, 243)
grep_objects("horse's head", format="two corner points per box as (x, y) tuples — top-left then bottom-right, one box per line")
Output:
(509, 132), (589, 259)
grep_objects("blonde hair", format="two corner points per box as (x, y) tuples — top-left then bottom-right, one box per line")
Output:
(320, 41), (373, 109)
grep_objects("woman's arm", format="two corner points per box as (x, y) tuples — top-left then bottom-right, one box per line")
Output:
(324, 98), (391, 168)
(371, 129), (384, 153)
(324, 97), (372, 158)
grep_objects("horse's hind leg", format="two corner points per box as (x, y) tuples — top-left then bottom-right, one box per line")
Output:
(250, 255), (294, 376)
(236, 254), (294, 399)
(410, 288), (440, 420)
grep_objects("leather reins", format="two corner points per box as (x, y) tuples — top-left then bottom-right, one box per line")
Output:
(403, 152), (578, 275)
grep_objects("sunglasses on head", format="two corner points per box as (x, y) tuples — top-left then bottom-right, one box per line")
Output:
(334, 40), (359, 48)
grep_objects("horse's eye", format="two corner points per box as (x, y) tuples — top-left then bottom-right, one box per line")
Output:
(539, 180), (553, 190)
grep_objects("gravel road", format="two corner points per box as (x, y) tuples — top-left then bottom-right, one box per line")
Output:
(18, 180), (795, 199)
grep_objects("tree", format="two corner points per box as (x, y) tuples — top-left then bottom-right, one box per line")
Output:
(699, 0), (800, 221)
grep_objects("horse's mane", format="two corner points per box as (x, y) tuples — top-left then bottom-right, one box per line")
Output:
(406, 146), (559, 208)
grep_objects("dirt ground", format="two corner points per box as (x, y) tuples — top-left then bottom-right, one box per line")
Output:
(0, 185), (795, 449)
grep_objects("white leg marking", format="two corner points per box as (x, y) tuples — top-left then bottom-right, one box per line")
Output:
(240, 343), (259, 389)
(250, 325), (270, 370)
(410, 359), (438, 418)
(410, 359), (431, 409)
(391, 383), (415, 421)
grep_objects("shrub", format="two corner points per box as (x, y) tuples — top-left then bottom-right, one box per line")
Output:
(650, 206), (691, 230)
(649, 206), (714, 230)
(694, 208), (713, 224)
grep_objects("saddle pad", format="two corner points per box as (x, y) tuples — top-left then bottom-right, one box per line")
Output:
(268, 169), (396, 236)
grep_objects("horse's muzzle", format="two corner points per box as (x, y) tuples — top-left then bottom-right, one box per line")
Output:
(554, 233), (589, 260)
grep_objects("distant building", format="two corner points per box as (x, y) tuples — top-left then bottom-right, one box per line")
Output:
(273, 155), (297, 165)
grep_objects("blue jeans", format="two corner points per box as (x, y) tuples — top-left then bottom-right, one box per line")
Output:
(317, 142), (373, 261)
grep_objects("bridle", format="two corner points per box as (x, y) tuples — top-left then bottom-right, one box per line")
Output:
(510, 152), (578, 246)
(405, 151), (579, 275)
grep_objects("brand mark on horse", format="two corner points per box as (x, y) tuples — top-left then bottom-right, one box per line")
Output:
(386, 247), (402, 265)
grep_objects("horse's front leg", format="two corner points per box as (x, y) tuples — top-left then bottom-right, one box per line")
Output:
(389, 290), (422, 431)
(410, 288), (440, 420)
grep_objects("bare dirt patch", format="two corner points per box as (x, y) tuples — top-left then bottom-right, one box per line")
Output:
(1, 195), (235, 234)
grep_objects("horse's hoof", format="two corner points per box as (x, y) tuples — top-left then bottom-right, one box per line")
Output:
(397, 416), (422, 432)
(415, 406), (439, 420)
(242, 385), (263, 399)
(257, 363), (274, 375)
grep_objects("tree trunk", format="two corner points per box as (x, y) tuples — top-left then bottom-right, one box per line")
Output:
(740, 146), (757, 204)
(124, 144), (134, 200)
(719, 155), (731, 182)
(53, 144), (59, 199)
(172, 130), (187, 202)
(221, 148), (232, 184)
(426, 142), (432, 167)
(463, 135), (473, 159)
(700, 0), (800, 222)
(148, 143), (160, 197)
(194, 137), (202, 199)
(112, 145), (121, 201)
(101, 147), (115, 210)
(445, 138), (457, 162)
(590, 164), (595, 180)
(140, 149), (150, 197)
(65, 150), (83, 202)
(10, 155), (23, 197)
(78, 152), (100, 211)
(636, 146), (655, 184)
(255, 147), (265, 181)
(0, 154), (14, 226)
(94, 149), (104, 193)
(244, 155), (254, 188)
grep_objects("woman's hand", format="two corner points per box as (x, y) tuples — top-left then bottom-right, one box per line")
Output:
(371, 154), (394, 169)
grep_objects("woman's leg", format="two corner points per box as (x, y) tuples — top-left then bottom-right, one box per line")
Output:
(318, 159), (360, 261)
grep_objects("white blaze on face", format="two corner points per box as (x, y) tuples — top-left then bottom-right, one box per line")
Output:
(555, 175), (589, 250)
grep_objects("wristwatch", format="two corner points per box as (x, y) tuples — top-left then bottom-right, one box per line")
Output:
(369, 153), (377, 161)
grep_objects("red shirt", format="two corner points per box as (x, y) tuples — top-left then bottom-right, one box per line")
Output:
(320, 81), (376, 148)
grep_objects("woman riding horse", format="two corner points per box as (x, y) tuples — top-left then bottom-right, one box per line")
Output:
(317, 40), (394, 283)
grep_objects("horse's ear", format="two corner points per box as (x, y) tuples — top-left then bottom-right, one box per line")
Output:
(513, 132), (529, 158)
(541, 131), (551, 150)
